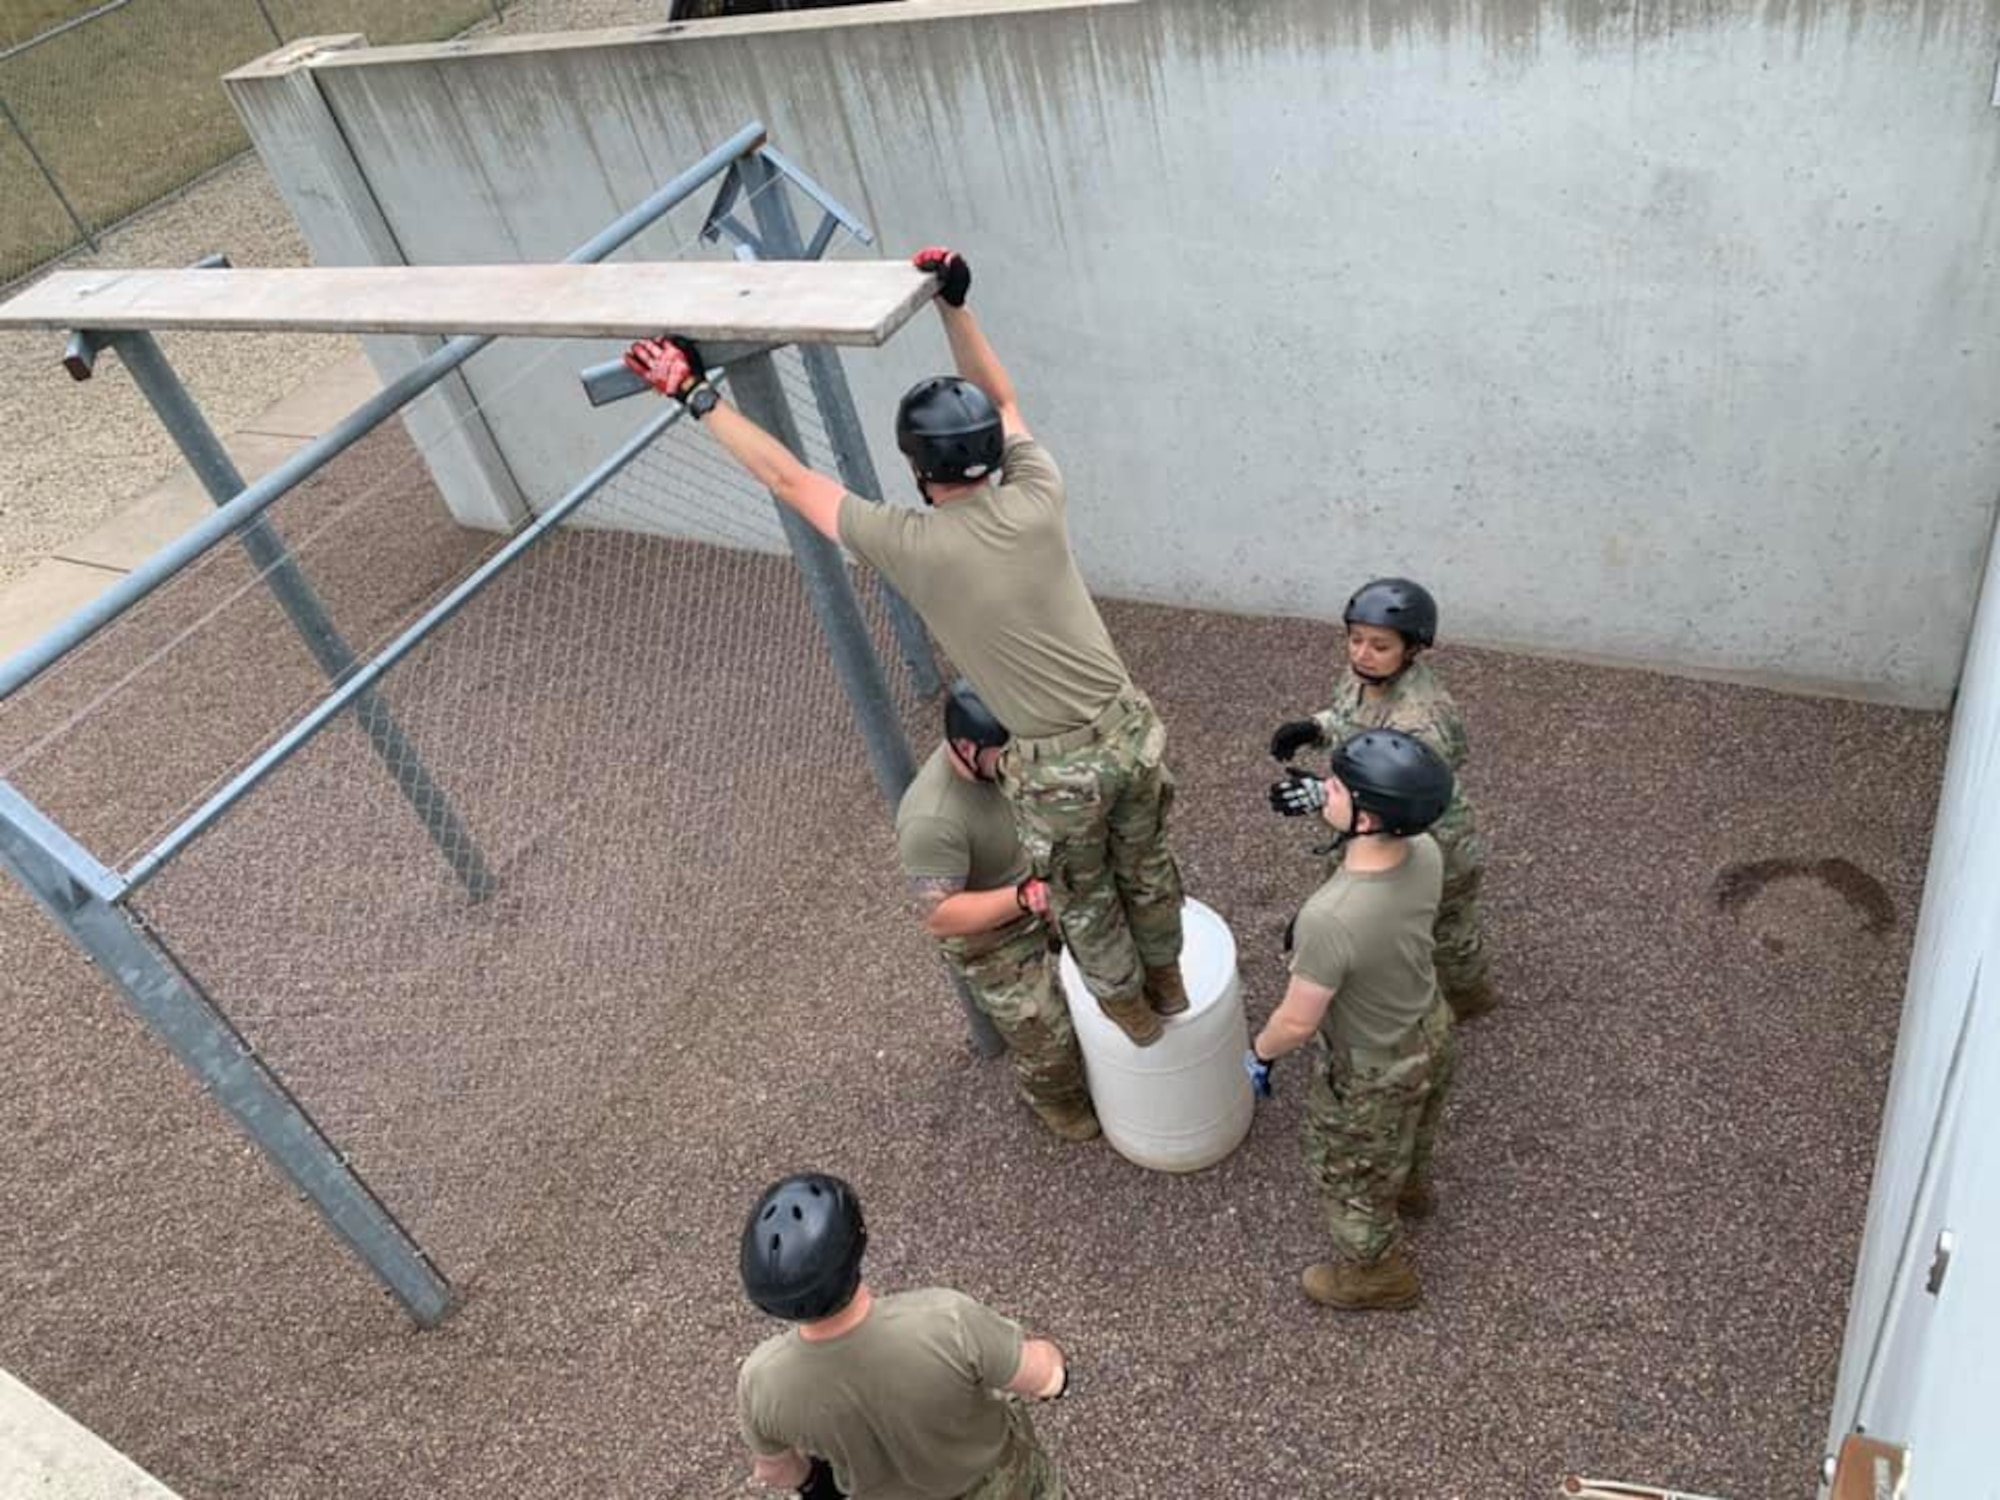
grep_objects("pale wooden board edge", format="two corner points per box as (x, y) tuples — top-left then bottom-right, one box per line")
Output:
(0, 267), (938, 347)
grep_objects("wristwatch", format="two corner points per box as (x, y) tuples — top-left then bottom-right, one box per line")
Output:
(683, 381), (719, 420)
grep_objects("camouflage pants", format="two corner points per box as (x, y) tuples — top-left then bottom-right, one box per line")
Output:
(958, 1401), (1063, 1500)
(947, 919), (1091, 1116)
(1435, 841), (1489, 1007)
(999, 692), (1184, 1007)
(1302, 1002), (1456, 1265)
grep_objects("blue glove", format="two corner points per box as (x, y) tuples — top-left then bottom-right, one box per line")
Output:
(1268, 767), (1327, 818)
(1244, 1048), (1274, 1099)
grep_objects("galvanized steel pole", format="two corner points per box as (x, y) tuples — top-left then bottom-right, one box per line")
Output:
(122, 402), (687, 891)
(0, 120), (770, 700)
(110, 329), (497, 900)
(734, 153), (942, 699)
(738, 153), (997, 1058)
(0, 781), (452, 1324)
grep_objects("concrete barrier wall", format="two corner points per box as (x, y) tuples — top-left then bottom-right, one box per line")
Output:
(230, 0), (2000, 706)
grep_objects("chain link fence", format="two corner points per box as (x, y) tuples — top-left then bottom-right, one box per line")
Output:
(0, 0), (510, 287)
(0, 322), (940, 1279)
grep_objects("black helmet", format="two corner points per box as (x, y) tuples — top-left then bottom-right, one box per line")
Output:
(1343, 578), (1438, 649)
(1328, 729), (1454, 836)
(740, 1173), (868, 1322)
(896, 377), (1004, 485)
(944, 678), (1009, 751)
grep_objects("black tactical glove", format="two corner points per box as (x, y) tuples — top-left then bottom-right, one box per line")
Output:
(1269, 719), (1323, 762)
(913, 246), (972, 307)
(1268, 767), (1328, 818)
(798, 1456), (846, 1500)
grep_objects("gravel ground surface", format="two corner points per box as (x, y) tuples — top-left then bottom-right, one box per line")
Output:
(0, 0), (659, 589)
(0, 416), (1944, 1498)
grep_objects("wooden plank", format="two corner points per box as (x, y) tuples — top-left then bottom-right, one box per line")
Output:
(0, 262), (938, 346)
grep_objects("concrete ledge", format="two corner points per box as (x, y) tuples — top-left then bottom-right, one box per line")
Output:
(237, 352), (379, 440)
(0, 1369), (181, 1499)
(0, 352), (382, 663)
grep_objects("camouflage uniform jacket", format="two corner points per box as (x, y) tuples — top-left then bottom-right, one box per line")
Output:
(1310, 658), (1484, 870)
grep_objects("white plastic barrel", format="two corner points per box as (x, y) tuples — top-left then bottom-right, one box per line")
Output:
(1060, 897), (1253, 1173)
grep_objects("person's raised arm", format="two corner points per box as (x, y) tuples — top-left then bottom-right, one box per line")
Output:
(912, 249), (1030, 441)
(625, 336), (847, 541)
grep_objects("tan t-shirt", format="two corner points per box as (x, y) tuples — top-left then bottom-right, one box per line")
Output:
(896, 744), (1030, 893)
(1290, 835), (1444, 1054)
(838, 436), (1130, 738)
(737, 1288), (1027, 1500)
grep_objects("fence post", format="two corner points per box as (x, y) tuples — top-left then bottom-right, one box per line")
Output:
(737, 153), (1001, 1060)
(0, 91), (95, 252)
(735, 153), (943, 699)
(726, 354), (917, 807)
(0, 780), (452, 1325)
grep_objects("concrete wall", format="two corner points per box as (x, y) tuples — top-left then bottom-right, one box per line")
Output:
(230, 0), (2000, 706)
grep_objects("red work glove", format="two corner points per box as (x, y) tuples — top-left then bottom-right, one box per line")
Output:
(913, 247), (971, 308)
(623, 335), (706, 403)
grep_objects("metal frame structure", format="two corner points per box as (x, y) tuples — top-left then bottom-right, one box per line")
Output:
(0, 121), (994, 1326)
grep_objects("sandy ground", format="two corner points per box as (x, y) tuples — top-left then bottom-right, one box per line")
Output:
(0, 414), (1944, 1499)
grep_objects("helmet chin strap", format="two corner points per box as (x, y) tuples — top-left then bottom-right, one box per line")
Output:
(1311, 804), (1364, 857)
(1352, 643), (1422, 687)
(948, 740), (1000, 783)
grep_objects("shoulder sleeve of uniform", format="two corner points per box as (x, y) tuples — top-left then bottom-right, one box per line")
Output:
(838, 491), (915, 582)
(1290, 901), (1355, 994)
(897, 812), (973, 881)
(1417, 835), (1446, 895)
(946, 1290), (1027, 1390)
(1393, 673), (1469, 769)
(736, 1341), (798, 1458)
(999, 435), (1063, 508)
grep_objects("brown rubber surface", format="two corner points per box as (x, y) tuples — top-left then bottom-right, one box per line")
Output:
(0, 451), (1941, 1498)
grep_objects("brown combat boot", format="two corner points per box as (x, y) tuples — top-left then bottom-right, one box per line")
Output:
(1099, 992), (1164, 1047)
(1445, 977), (1498, 1021)
(1030, 1097), (1102, 1143)
(1300, 1248), (1422, 1311)
(1143, 961), (1190, 1017)
(1398, 1179), (1435, 1220)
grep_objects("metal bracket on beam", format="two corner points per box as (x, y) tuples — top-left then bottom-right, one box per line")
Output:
(591, 150), (875, 410)
(577, 341), (775, 408)
(62, 253), (230, 382)
(698, 163), (766, 258)
(698, 145), (874, 268)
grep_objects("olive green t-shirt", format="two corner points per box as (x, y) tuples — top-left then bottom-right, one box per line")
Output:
(896, 744), (1030, 894)
(1290, 835), (1444, 1054)
(838, 435), (1130, 738)
(737, 1288), (1026, 1500)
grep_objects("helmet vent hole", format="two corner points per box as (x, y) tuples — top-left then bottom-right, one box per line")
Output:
(791, 1205), (803, 1220)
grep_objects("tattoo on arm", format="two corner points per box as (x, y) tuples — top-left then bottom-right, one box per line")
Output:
(909, 875), (967, 915)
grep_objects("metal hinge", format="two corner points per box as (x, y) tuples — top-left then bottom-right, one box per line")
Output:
(1925, 1229), (1955, 1296)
